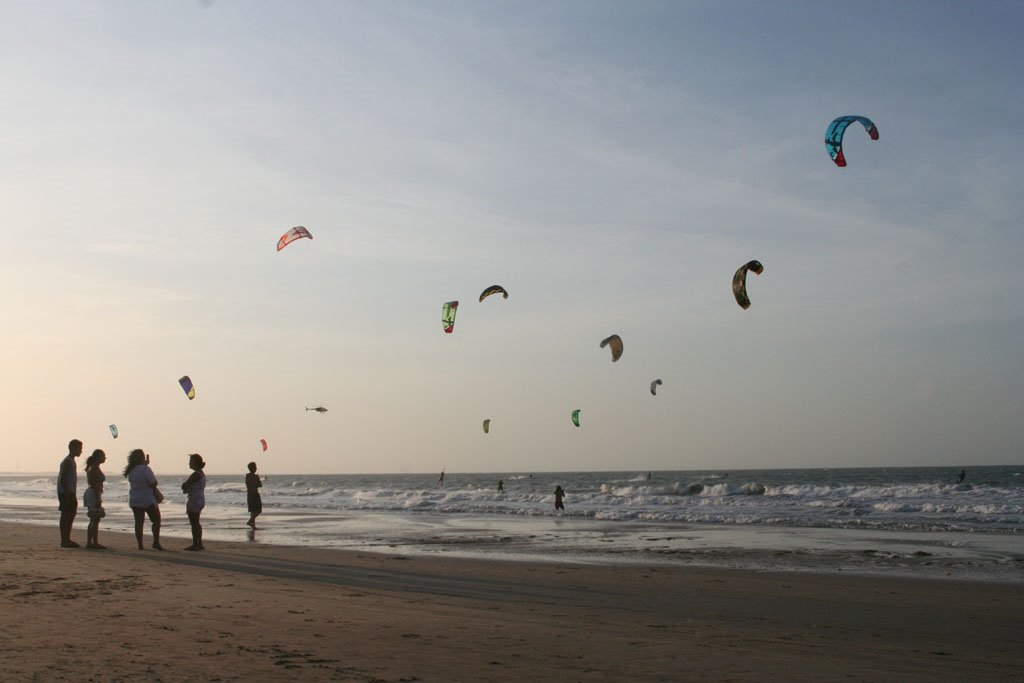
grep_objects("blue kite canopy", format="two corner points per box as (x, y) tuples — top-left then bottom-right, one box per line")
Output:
(178, 375), (196, 400)
(825, 115), (879, 167)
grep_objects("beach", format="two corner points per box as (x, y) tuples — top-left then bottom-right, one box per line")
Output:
(2, 522), (1022, 682)
(4, 3), (1024, 681)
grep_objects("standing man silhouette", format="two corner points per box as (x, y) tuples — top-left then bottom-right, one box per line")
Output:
(57, 439), (83, 547)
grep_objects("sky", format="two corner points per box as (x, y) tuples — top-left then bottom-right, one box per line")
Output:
(1, 1), (1022, 475)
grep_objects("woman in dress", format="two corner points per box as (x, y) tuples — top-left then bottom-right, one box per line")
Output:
(83, 449), (106, 549)
(181, 454), (207, 551)
(123, 449), (163, 550)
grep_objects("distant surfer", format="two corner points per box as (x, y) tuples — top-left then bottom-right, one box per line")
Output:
(957, 469), (966, 484)
(438, 468), (445, 486)
(497, 479), (504, 493)
(554, 485), (565, 511)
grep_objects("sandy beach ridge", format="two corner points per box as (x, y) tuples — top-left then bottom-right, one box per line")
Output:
(2, 522), (1022, 682)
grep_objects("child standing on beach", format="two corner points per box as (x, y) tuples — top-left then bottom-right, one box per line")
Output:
(181, 454), (207, 551)
(245, 461), (262, 529)
(83, 449), (106, 549)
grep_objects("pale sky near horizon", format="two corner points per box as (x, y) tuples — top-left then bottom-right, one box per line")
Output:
(1, 1), (1022, 475)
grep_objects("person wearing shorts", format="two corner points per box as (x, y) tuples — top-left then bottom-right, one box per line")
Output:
(124, 449), (163, 550)
(83, 449), (107, 549)
(57, 439), (83, 548)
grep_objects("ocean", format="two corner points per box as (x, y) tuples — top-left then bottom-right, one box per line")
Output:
(3, 465), (1022, 582)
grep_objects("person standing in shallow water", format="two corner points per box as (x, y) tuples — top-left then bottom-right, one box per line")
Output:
(83, 449), (107, 549)
(245, 461), (262, 529)
(124, 449), (163, 550)
(554, 485), (565, 511)
(57, 439), (83, 547)
(181, 454), (207, 551)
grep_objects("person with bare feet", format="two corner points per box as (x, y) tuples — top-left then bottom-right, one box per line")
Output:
(554, 485), (566, 511)
(84, 449), (107, 549)
(245, 462), (262, 529)
(57, 439), (83, 548)
(181, 454), (207, 551)
(124, 449), (163, 550)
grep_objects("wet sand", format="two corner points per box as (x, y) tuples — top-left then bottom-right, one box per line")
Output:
(1, 521), (1021, 682)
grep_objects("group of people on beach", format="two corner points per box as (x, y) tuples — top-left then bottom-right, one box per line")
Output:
(57, 439), (264, 551)
(59, 437), (575, 550)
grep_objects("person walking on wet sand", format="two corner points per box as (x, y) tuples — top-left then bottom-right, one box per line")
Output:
(245, 461), (262, 529)
(554, 485), (565, 511)
(84, 449), (107, 549)
(124, 449), (163, 550)
(57, 439), (83, 547)
(181, 454), (207, 551)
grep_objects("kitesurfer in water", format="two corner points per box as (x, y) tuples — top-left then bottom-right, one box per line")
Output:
(958, 469), (966, 484)
(438, 469), (445, 486)
(246, 462), (263, 529)
(554, 485), (565, 511)
(497, 479), (504, 493)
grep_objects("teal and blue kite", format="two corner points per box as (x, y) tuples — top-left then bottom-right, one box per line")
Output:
(825, 115), (878, 167)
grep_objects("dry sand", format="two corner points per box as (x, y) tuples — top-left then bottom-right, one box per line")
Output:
(1, 521), (1021, 682)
